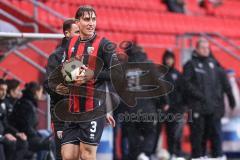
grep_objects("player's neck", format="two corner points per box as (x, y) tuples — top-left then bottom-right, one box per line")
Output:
(80, 33), (94, 41)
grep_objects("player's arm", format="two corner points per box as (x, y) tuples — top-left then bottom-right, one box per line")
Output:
(106, 113), (115, 127)
(48, 65), (69, 95)
(96, 39), (122, 82)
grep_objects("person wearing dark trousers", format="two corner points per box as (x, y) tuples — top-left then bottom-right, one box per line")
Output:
(2, 137), (28, 160)
(162, 50), (187, 159)
(123, 99), (159, 160)
(183, 38), (235, 159)
(44, 18), (80, 160)
(0, 142), (5, 160)
(3, 79), (29, 160)
(201, 66), (236, 157)
(9, 82), (54, 156)
(113, 101), (129, 160)
(0, 79), (28, 160)
(121, 44), (160, 160)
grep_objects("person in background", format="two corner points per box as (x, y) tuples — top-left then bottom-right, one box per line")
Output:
(5, 79), (22, 117)
(163, 0), (186, 13)
(9, 82), (53, 156)
(225, 70), (240, 114)
(199, 0), (223, 15)
(162, 49), (187, 159)
(183, 38), (235, 159)
(44, 18), (80, 160)
(120, 44), (160, 160)
(0, 79), (8, 160)
(0, 79), (28, 160)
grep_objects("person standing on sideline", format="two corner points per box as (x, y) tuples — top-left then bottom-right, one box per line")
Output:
(162, 50), (186, 159)
(183, 38), (235, 159)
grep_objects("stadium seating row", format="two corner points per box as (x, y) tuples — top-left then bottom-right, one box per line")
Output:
(7, 0), (240, 38)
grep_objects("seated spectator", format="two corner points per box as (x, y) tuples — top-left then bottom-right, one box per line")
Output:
(163, 0), (186, 13)
(5, 79), (22, 117)
(199, 0), (223, 7)
(9, 82), (54, 155)
(199, 0), (223, 15)
(0, 79), (28, 160)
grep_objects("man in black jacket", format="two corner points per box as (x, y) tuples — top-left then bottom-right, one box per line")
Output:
(9, 82), (53, 153)
(44, 18), (80, 160)
(5, 79), (22, 117)
(120, 44), (161, 160)
(162, 50), (186, 158)
(183, 38), (235, 158)
(0, 79), (28, 160)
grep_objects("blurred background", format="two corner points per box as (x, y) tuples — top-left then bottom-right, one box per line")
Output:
(0, 0), (240, 160)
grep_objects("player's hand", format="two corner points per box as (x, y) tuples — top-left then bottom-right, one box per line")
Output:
(106, 113), (115, 127)
(4, 133), (17, 141)
(56, 83), (69, 94)
(16, 132), (27, 141)
(74, 66), (94, 86)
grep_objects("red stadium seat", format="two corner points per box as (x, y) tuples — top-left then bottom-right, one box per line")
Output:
(20, 1), (33, 15)
(4, 0), (240, 85)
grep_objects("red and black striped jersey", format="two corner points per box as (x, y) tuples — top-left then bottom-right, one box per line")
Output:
(65, 33), (120, 113)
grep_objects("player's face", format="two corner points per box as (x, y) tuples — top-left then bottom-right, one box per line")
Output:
(77, 11), (96, 38)
(196, 42), (210, 57)
(0, 84), (7, 100)
(69, 24), (80, 38)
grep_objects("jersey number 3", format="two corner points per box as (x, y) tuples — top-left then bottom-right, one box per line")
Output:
(90, 121), (97, 133)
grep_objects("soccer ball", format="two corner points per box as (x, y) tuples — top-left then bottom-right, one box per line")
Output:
(61, 58), (85, 82)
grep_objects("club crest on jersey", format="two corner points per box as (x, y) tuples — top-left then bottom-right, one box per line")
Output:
(209, 62), (214, 69)
(87, 47), (94, 54)
(198, 63), (203, 68)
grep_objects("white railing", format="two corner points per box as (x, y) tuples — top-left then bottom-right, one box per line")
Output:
(0, 32), (64, 39)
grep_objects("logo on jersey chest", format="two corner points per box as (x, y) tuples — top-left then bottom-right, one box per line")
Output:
(71, 47), (75, 53)
(87, 47), (94, 54)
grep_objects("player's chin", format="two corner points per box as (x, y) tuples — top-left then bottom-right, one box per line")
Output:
(86, 31), (95, 36)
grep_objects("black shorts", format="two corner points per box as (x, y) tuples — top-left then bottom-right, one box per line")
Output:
(61, 116), (106, 146)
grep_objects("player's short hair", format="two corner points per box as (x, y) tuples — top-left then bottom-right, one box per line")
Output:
(6, 79), (20, 94)
(63, 18), (76, 33)
(75, 5), (96, 20)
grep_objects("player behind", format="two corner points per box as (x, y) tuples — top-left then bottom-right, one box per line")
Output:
(44, 18), (80, 160)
